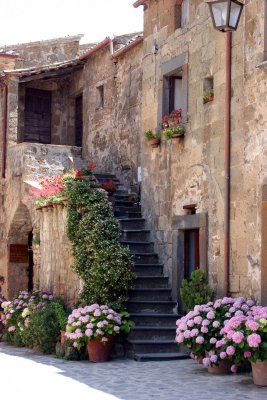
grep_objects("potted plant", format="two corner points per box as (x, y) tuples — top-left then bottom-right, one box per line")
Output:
(175, 295), (255, 372)
(144, 130), (160, 148)
(203, 88), (214, 104)
(65, 304), (133, 362)
(219, 305), (267, 385)
(161, 108), (182, 128)
(163, 126), (185, 141)
(76, 164), (96, 180)
(101, 179), (117, 196)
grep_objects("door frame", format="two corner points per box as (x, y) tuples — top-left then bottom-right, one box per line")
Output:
(172, 212), (208, 312)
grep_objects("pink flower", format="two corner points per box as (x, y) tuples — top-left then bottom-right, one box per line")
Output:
(73, 342), (78, 348)
(94, 309), (101, 317)
(97, 321), (104, 328)
(210, 337), (217, 344)
(231, 364), (237, 373)
(201, 326), (208, 334)
(202, 319), (210, 326)
(187, 319), (195, 327)
(232, 331), (244, 344)
(245, 320), (260, 331)
(202, 357), (210, 367)
(226, 346), (235, 356)
(176, 334), (184, 343)
(194, 316), (202, 324)
(183, 330), (191, 339)
(190, 329), (199, 337)
(247, 333), (261, 348)
(220, 352), (227, 359)
(114, 326), (120, 332)
(96, 329), (104, 335)
(196, 336), (204, 344)
(85, 329), (93, 337)
(244, 351), (252, 358)
(207, 311), (215, 320)
(212, 321), (220, 328)
(210, 355), (218, 363)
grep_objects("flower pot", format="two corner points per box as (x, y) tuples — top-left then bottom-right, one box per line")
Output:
(208, 360), (231, 374)
(251, 360), (267, 386)
(148, 138), (160, 148)
(87, 337), (114, 362)
(172, 133), (184, 141)
(196, 355), (204, 364)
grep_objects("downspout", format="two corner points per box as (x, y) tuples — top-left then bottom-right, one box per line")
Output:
(224, 31), (232, 296)
(0, 79), (8, 179)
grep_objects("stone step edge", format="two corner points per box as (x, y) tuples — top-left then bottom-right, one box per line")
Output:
(133, 352), (189, 362)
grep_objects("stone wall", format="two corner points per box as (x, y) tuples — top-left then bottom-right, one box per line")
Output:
(139, 0), (266, 301)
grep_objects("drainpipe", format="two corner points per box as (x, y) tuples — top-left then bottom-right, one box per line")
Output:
(0, 79), (8, 179)
(224, 31), (232, 297)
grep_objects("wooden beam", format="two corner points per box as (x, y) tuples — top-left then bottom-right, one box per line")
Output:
(19, 64), (83, 83)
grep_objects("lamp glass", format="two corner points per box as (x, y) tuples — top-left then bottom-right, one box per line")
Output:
(229, 2), (242, 28)
(211, 1), (228, 27)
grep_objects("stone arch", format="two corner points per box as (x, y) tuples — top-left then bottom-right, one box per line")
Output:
(7, 203), (33, 298)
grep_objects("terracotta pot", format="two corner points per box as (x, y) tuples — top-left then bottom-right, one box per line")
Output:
(196, 356), (204, 364)
(172, 133), (184, 141)
(251, 360), (267, 386)
(60, 330), (66, 346)
(208, 360), (231, 374)
(87, 337), (114, 362)
(148, 138), (160, 148)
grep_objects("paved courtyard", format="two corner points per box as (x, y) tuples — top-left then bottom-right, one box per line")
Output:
(1, 342), (267, 400)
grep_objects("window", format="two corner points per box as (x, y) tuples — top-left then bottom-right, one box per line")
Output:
(161, 53), (188, 122)
(75, 95), (83, 147)
(96, 85), (104, 109)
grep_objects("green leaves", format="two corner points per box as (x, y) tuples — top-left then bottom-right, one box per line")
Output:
(66, 177), (134, 310)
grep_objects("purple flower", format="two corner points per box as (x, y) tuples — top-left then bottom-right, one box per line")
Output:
(202, 357), (210, 367)
(202, 319), (210, 326)
(201, 327), (208, 334)
(212, 321), (220, 328)
(207, 311), (215, 320)
(94, 309), (101, 317)
(187, 319), (195, 327)
(176, 334), (184, 343)
(85, 329), (93, 337)
(244, 351), (252, 358)
(190, 329), (199, 337)
(247, 333), (261, 348)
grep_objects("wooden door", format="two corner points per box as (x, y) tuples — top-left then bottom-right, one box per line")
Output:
(24, 88), (52, 144)
(184, 229), (200, 280)
(75, 95), (83, 147)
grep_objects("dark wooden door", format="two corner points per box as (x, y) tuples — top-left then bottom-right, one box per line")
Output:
(184, 229), (200, 280)
(75, 95), (83, 147)
(24, 88), (52, 144)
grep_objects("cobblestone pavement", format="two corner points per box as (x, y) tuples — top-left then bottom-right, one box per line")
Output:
(1, 342), (267, 400)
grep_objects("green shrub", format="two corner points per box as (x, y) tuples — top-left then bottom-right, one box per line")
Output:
(66, 177), (134, 310)
(180, 269), (215, 313)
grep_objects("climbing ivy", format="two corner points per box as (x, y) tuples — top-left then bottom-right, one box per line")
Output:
(65, 177), (134, 310)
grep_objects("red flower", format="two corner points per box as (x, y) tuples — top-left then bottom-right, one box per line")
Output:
(88, 164), (96, 169)
(76, 170), (81, 176)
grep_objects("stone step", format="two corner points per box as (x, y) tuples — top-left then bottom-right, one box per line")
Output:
(129, 288), (172, 301)
(118, 218), (146, 230)
(133, 276), (169, 288)
(115, 189), (128, 195)
(114, 194), (131, 201)
(126, 340), (178, 354)
(133, 263), (163, 276)
(127, 300), (177, 314)
(121, 241), (154, 253)
(115, 206), (141, 213)
(134, 352), (189, 362)
(130, 313), (180, 327)
(120, 230), (150, 241)
(114, 200), (134, 207)
(133, 253), (159, 264)
(94, 173), (117, 179)
(128, 326), (176, 341)
(115, 210), (142, 218)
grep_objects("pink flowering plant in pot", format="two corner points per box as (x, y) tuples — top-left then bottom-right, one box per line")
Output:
(65, 304), (133, 351)
(217, 305), (267, 375)
(175, 297), (255, 365)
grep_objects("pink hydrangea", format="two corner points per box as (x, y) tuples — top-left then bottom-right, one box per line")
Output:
(231, 364), (237, 373)
(212, 321), (220, 328)
(220, 351), (227, 359)
(190, 329), (199, 337)
(247, 333), (261, 348)
(187, 319), (195, 327)
(210, 354), (218, 363)
(232, 331), (244, 344)
(194, 316), (202, 324)
(210, 337), (217, 344)
(202, 319), (210, 326)
(196, 336), (204, 344)
(201, 327), (208, 334)
(245, 320), (260, 331)
(226, 346), (235, 356)
(207, 311), (215, 320)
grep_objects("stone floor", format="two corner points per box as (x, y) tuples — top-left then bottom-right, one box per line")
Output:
(1, 342), (267, 400)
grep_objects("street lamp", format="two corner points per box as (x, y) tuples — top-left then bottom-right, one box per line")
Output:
(208, 0), (243, 31)
(207, 1), (243, 296)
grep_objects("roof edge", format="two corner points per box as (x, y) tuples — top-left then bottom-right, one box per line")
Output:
(80, 37), (110, 60)
(111, 36), (143, 60)
(133, 0), (147, 8)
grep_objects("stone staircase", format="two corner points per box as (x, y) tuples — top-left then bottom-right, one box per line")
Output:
(94, 173), (188, 362)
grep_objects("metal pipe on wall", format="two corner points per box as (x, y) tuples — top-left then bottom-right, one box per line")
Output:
(0, 79), (8, 179)
(224, 31), (232, 296)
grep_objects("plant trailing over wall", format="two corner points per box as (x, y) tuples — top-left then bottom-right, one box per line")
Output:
(180, 269), (215, 313)
(65, 176), (134, 310)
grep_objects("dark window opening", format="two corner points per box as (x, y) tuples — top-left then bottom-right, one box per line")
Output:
(75, 95), (83, 147)
(24, 88), (52, 144)
(96, 85), (104, 109)
(184, 229), (200, 280)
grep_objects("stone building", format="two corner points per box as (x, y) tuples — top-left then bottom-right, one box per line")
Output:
(0, 0), (266, 312)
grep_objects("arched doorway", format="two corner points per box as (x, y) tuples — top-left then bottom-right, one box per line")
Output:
(8, 204), (33, 298)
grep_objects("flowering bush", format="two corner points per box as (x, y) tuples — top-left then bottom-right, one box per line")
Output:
(101, 179), (117, 194)
(175, 297), (255, 365)
(65, 305), (133, 350)
(1, 288), (55, 346)
(27, 175), (65, 206)
(216, 305), (267, 371)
